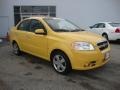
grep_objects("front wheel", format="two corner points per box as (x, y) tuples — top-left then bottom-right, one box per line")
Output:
(51, 51), (72, 75)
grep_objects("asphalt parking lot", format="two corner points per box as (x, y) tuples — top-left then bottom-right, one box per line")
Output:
(0, 40), (120, 90)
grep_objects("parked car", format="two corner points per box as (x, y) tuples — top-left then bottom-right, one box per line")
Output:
(88, 22), (120, 41)
(9, 17), (110, 74)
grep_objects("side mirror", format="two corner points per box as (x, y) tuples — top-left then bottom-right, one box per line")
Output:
(35, 29), (46, 35)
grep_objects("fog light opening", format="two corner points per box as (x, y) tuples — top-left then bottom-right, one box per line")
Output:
(89, 61), (96, 67)
(84, 61), (96, 67)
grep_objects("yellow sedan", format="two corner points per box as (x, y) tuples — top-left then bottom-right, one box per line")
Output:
(9, 17), (110, 74)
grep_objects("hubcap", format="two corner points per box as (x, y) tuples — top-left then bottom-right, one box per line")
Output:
(13, 43), (19, 54)
(53, 55), (66, 72)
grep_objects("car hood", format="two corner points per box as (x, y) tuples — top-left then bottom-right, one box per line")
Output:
(57, 31), (106, 45)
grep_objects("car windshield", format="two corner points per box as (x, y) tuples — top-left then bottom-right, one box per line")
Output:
(44, 18), (84, 32)
(109, 23), (120, 27)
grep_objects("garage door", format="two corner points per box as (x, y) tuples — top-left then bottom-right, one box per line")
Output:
(0, 16), (9, 38)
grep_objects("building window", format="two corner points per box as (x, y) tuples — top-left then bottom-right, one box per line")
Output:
(14, 6), (56, 25)
(14, 6), (21, 25)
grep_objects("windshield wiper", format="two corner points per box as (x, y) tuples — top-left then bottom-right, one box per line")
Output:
(54, 29), (70, 32)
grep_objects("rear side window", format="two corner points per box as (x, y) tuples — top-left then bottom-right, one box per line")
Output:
(17, 20), (30, 31)
(30, 19), (45, 32)
(109, 23), (120, 27)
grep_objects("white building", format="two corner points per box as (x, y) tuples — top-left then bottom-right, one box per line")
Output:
(0, 0), (120, 37)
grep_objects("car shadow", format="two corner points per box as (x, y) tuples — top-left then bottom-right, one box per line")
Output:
(71, 65), (108, 77)
(21, 52), (51, 67)
(109, 40), (120, 45)
(16, 51), (120, 90)
(20, 51), (113, 75)
(19, 52), (106, 77)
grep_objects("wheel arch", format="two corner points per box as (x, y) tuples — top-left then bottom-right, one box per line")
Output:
(12, 40), (17, 45)
(102, 32), (109, 40)
(50, 49), (68, 60)
(11, 40), (21, 50)
(50, 48), (73, 68)
(102, 32), (108, 36)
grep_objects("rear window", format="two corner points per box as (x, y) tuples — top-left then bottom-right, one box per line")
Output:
(109, 23), (120, 27)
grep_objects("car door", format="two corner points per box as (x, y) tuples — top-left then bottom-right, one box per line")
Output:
(89, 23), (105, 35)
(89, 24), (99, 34)
(97, 23), (106, 35)
(26, 19), (48, 59)
(16, 19), (31, 51)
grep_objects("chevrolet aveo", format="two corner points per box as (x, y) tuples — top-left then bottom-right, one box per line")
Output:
(10, 17), (110, 74)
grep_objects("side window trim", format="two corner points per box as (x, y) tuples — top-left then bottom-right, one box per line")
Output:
(102, 23), (106, 28)
(92, 23), (106, 29)
(97, 23), (101, 28)
(17, 19), (31, 32)
(30, 19), (47, 34)
(93, 24), (99, 28)
(98, 23), (106, 28)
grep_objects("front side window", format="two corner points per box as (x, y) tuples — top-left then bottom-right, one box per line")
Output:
(17, 20), (30, 31)
(92, 24), (99, 28)
(97, 23), (105, 28)
(30, 19), (45, 32)
(44, 18), (83, 32)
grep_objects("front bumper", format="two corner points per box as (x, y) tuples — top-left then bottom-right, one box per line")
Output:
(71, 46), (110, 70)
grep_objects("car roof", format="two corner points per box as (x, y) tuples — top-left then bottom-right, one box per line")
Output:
(25, 16), (61, 20)
(98, 22), (120, 24)
(16, 16), (64, 27)
(98, 22), (111, 24)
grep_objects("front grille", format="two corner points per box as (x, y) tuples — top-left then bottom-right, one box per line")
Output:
(97, 40), (108, 51)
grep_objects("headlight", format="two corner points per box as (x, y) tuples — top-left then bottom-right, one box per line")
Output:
(72, 42), (94, 51)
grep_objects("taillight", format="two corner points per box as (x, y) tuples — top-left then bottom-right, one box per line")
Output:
(115, 28), (120, 33)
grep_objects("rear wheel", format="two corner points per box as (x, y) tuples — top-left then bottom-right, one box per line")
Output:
(12, 42), (21, 55)
(51, 51), (71, 75)
(102, 34), (109, 41)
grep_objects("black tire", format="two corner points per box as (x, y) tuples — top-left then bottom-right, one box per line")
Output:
(102, 34), (109, 41)
(51, 51), (72, 75)
(12, 42), (21, 55)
